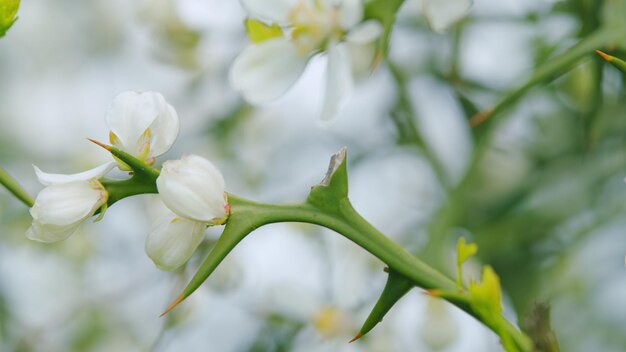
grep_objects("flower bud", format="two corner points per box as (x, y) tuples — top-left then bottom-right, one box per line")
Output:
(156, 155), (229, 224)
(145, 215), (207, 271)
(106, 91), (179, 167)
(27, 180), (108, 242)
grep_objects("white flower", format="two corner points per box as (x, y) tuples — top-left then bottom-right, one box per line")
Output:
(230, 0), (383, 123)
(26, 163), (114, 243)
(149, 155), (228, 270)
(423, 0), (472, 33)
(146, 210), (207, 271)
(106, 91), (179, 168)
(157, 155), (229, 224)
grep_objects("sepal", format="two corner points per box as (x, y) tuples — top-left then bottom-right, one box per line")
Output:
(88, 139), (160, 182)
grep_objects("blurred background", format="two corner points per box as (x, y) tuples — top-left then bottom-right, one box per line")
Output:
(1, 0), (625, 351)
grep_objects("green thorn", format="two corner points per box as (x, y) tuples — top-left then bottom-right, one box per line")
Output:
(596, 50), (626, 73)
(354, 268), (414, 340)
(87, 139), (160, 181)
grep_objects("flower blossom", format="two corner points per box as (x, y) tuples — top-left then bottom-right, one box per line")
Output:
(26, 162), (115, 242)
(105, 91), (179, 169)
(230, 0), (383, 123)
(148, 155), (229, 270)
(423, 0), (472, 33)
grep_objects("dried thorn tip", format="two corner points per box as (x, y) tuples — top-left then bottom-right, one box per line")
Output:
(160, 294), (185, 317)
(595, 50), (612, 62)
(87, 138), (112, 150)
(349, 332), (363, 343)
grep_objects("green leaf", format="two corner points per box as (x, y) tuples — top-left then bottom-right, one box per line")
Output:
(245, 18), (283, 44)
(468, 266), (528, 352)
(456, 237), (478, 290)
(469, 266), (503, 317)
(351, 268), (413, 342)
(456, 237), (478, 264)
(0, 0), (19, 38)
(306, 147), (349, 211)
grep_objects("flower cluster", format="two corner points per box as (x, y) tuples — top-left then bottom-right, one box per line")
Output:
(230, 0), (383, 123)
(27, 91), (230, 270)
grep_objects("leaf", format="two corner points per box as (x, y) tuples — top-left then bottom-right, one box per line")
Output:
(455, 237), (477, 290)
(469, 266), (503, 317)
(245, 18), (283, 44)
(351, 268), (413, 342)
(0, 0), (19, 38)
(456, 237), (478, 264)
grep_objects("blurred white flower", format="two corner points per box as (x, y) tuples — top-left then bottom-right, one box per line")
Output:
(146, 211), (207, 270)
(230, 0), (382, 123)
(419, 298), (459, 350)
(106, 91), (180, 168)
(26, 164), (114, 243)
(423, 0), (472, 33)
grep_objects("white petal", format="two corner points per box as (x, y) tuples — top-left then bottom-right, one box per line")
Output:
(346, 41), (377, 78)
(321, 43), (353, 124)
(106, 91), (158, 151)
(346, 20), (382, 44)
(146, 216), (207, 271)
(30, 181), (104, 226)
(423, 0), (472, 33)
(34, 162), (116, 186)
(149, 102), (179, 157)
(27, 181), (106, 242)
(230, 38), (309, 105)
(157, 155), (228, 223)
(240, 0), (296, 23)
(106, 91), (178, 158)
(338, 0), (364, 29)
(26, 220), (83, 243)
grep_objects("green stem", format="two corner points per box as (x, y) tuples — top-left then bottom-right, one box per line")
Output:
(0, 166), (34, 207)
(100, 176), (158, 206)
(471, 26), (622, 137)
(186, 195), (531, 351)
(387, 61), (451, 189)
